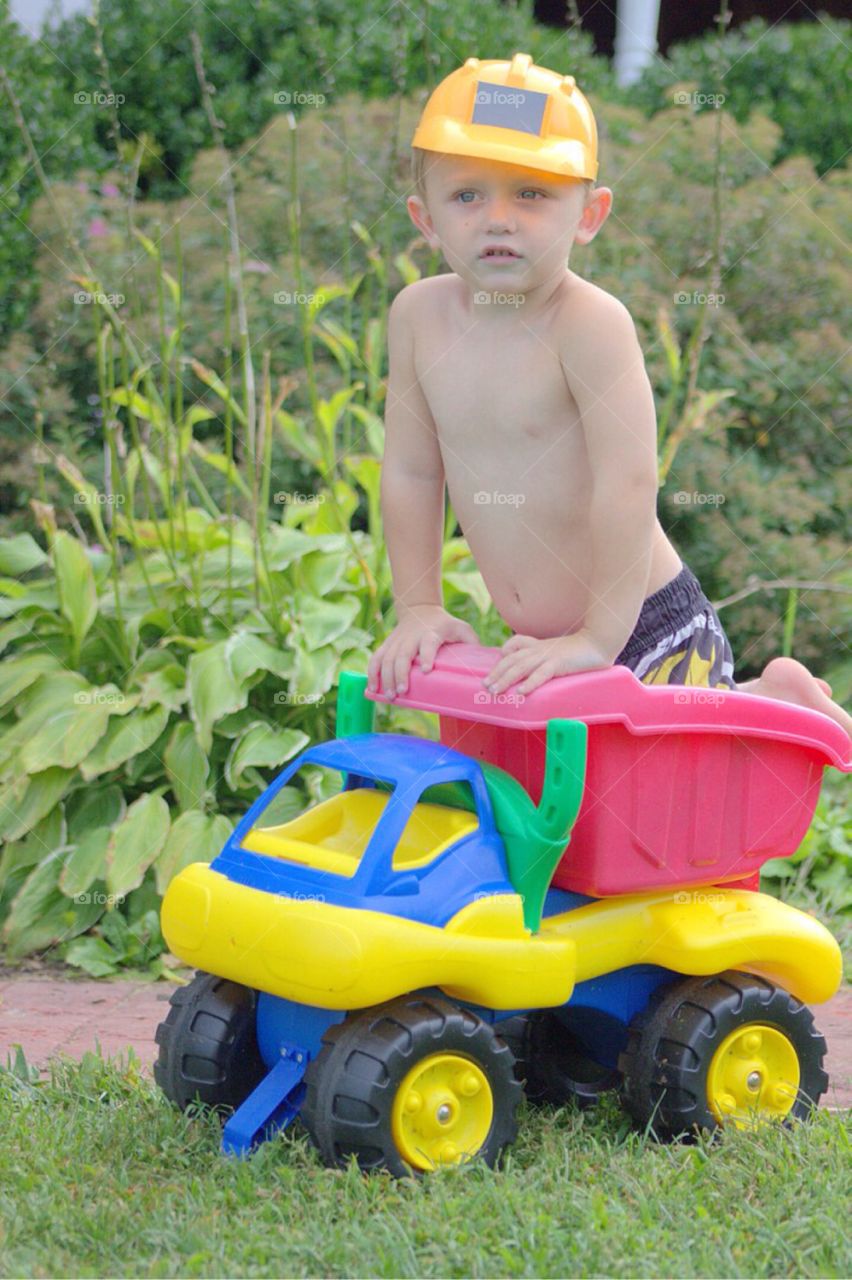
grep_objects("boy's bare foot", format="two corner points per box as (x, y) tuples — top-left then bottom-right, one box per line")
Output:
(737, 656), (852, 744)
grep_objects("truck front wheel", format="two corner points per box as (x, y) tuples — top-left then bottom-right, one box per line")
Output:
(154, 971), (266, 1112)
(301, 994), (522, 1175)
(619, 971), (829, 1139)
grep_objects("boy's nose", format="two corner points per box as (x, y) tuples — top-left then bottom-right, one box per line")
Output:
(486, 199), (517, 232)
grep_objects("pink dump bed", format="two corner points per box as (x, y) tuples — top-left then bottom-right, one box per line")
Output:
(368, 643), (851, 897)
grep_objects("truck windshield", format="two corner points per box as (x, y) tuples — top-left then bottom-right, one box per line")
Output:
(239, 768), (480, 877)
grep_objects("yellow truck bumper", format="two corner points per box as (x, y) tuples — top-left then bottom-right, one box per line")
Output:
(162, 864), (842, 1011)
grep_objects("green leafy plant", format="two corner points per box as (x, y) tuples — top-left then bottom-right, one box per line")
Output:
(630, 16), (852, 176)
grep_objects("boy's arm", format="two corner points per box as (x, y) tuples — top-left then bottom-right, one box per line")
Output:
(564, 293), (659, 657)
(367, 285), (478, 694)
(380, 284), (446, 617)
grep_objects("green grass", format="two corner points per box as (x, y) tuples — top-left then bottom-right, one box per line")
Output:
(1, 1052), (850, 1278)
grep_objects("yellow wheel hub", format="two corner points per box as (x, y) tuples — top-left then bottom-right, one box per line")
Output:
(707, 1023), (800, 1127)
(390, 1052), (493, 1171)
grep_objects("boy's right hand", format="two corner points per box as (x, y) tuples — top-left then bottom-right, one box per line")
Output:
(366, 606), (480, 696)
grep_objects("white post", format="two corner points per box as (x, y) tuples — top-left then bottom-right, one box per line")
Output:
(614, 0), (662, 87)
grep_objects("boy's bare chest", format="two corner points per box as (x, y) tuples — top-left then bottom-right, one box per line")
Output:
(414, 318), (583, 461)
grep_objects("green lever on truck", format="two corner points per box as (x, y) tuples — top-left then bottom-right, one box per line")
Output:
(480, 718), (587, 932)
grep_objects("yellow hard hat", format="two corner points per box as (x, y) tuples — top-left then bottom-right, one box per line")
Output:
(411, 52), (598, 181)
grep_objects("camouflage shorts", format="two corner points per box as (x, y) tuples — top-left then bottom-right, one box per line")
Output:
(615, 564), (736, 689)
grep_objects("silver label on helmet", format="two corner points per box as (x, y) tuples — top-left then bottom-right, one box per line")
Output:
(471, 82), (547, 135)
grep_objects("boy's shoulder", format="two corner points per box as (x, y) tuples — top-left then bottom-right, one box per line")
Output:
(557, 273), (636, 331)
(556, 274), (642, 372)
(390, 273), (458, 315)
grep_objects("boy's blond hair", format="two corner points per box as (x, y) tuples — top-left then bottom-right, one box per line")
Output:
(411, 145), (595, 205)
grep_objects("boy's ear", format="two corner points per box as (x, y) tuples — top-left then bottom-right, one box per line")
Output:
(407, 195), (440, 249)
(573, 186), (613, 246)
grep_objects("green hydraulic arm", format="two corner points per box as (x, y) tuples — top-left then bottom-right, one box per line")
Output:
(480, 718), (587, 933)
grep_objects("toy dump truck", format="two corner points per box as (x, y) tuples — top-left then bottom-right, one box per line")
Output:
(155, 644), (849, 1174)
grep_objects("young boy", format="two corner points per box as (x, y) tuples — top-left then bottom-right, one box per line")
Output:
(366, 53), (852, 743)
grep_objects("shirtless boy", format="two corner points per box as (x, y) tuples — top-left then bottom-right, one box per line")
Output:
(366, 53), (852, 743)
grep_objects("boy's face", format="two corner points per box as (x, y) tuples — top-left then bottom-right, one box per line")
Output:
(407, 153), (611, 293)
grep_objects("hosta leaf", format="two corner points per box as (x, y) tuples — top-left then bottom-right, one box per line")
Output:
(164, 722), (210, 812)
(131, 660), (188, 712)
(0, 767), (74, 842)
(3, 849), (103, 958)
(293, 594), (361, 650)
(0, 652), (62, 714)
(224, 722), (309, 791)
(155, 810), (233, 894)
(53, 531), (98, 650)
(105, 793), (170, 899)
(0, 534), (48, 575)
(0, 807), (65, 895)
(289, 644), (338, 703)
(67, 784), (125, 840)
(226, 633), (292, 685)
(64, 935), (120, 978)
(262, 526), (315, 571)
(19, 686), (123, 773)
(58, 826), (111, 899)
(299, 546), (349, 596)
(188, 643), (246, 753)
(79, 704), (171, 780)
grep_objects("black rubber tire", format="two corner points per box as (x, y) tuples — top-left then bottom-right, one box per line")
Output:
(619, 970), (829, 1140)
(497, 1012), (620, 1107)
(301, 994), (522, 1175)
(154, 971), (267, 1112)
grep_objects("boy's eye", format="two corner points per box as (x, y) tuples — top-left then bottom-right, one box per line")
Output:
(456, 190), (477, 203)
(519, 189), (545, 199)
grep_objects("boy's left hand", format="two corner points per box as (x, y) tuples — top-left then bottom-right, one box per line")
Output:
(482, 631), (614, 697)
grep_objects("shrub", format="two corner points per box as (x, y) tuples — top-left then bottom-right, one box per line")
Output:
(630, 17), (852, 176)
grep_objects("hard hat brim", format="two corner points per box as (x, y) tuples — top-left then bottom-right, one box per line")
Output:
(412, 117), (597, 182)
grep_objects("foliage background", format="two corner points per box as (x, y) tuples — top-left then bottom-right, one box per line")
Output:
(0, 1), (848, 967)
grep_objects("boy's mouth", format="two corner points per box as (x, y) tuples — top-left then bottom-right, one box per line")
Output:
(480, 245), (521, 260)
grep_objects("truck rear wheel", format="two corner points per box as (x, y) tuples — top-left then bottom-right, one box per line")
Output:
(301, 995), (522, 1175)
(619, 970), (828, 1140)
(154, 971), (266, 1112)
